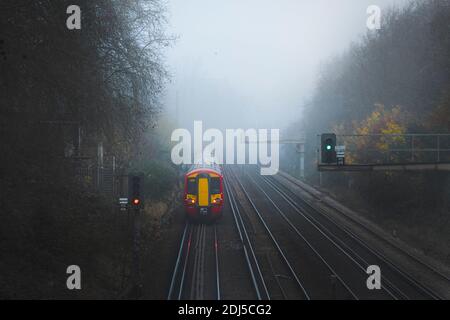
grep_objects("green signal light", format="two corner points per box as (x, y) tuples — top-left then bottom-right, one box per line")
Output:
(326, 145), (332, 150)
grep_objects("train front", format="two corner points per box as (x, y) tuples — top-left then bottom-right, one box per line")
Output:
(183, 165), (224, 222)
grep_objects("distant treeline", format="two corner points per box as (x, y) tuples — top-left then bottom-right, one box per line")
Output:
(304, 0), (450, 143)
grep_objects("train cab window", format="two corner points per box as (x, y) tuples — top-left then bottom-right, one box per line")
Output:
(187, 178), (197, 194)
(210, 177), (220, 194)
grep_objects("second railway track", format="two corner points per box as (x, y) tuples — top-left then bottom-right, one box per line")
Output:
(168, 222), (221, 300)
(225, 166), (311, 300)
(278, 170), (450, 285)
(247, 166), (446, 299)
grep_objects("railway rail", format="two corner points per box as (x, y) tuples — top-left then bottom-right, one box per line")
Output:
(167, 222), (221, 300)
(248, 166), (447, 299)
(278, 170), (450, 284)
(223, 175), (270, 299)
(225, 166), (311, 300)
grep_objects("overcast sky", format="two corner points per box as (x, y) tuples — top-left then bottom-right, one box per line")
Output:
(163, 0), (410, 132)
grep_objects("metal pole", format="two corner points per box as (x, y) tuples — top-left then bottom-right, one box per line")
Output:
(317, 134), (322, 186)
(300, 144), (305, 179)
(133, 207), (142, 297)
(317, 134), (320, 164)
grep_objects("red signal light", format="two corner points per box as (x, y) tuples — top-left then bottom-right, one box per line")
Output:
(132, 198), (140, 206)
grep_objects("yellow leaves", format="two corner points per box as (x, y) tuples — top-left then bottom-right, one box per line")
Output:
(378, 116), (406, 150)
(376, 141), (389, 151)
(358, 104), (406, 136)
(357, 126), (369, 135)
(381, 122), (401, 135)
(352, 104), (409, 162)
(335, 105), (409, 164)
(344, 153), (356, 165)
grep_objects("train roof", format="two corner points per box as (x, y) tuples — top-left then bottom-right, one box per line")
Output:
(186, 162), (222, 175)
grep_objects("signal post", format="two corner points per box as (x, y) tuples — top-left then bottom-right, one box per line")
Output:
(128, 174), (144, 297)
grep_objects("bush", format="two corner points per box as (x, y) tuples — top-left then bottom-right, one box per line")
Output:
(135, 160), (178, 200)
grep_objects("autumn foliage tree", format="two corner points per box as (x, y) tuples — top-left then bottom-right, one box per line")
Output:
(339, 104), (408, 164)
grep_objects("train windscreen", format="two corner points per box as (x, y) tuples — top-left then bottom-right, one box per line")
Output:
(187, 178), (196, 194)
(210, 177), (220, 194)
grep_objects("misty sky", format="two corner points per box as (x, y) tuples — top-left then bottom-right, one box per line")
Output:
(163, 0), (410, 133)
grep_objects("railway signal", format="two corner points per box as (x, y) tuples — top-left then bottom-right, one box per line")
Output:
(321, 133), (337, 164)
(127, 173), (144, 293)
(128, 174), (144, 208)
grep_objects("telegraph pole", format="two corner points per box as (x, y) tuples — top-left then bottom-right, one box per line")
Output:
(132, 203), (142, 297)
(128, 174), (144, 297)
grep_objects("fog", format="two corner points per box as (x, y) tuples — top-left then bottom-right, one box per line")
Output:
(164, 0), (409, 133)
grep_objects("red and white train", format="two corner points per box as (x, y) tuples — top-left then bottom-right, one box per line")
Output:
(183, 163), (224, 221)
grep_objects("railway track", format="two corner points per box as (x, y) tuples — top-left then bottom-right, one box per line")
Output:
(224, 166), (310, 300)
(229, 167), (365, 299)
(167, 222), (221, 300)
(223, 174), (270, 299)
(247, 166), (446, 299)
(167, 165), (447, 300)
(278, 170), (450, 285)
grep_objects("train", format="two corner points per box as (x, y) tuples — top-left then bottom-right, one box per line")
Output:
(183, 162), (224, 222)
